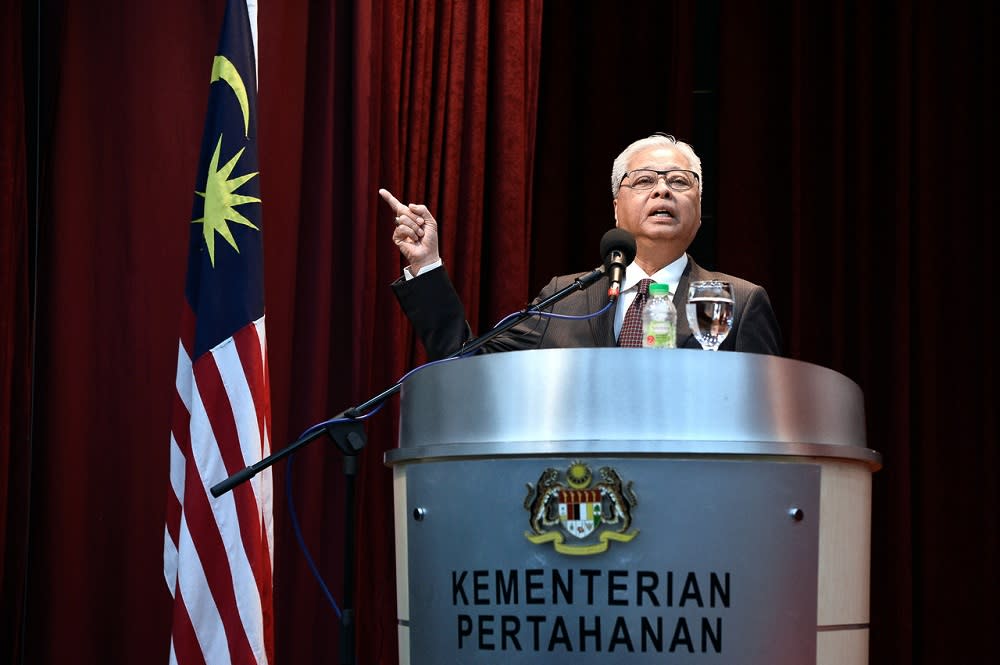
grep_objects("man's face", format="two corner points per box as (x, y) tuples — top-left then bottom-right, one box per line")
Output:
(613, 144), (702, 262)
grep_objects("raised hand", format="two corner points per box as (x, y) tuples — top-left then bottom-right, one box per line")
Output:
(378, 188), (440, 275)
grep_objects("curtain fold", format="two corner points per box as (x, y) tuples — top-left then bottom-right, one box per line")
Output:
(716, 3), (999, 662)
(23, 1), (222, 661)
(350, 3), (545, 661)
(1, 0), (31, 661)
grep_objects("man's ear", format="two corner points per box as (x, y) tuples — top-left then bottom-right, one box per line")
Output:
(613, 198), (619, 227)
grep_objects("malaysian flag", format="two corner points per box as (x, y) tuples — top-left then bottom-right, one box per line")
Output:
(164, 1), (273, 663)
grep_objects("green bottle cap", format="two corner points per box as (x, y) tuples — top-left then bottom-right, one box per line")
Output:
(649, 283), (670, 297)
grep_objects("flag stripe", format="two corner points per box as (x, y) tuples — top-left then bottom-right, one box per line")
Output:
(164, 437), (184, 590)
(232, 319), (268, 465)
(193, 347), (269, 586)
(250, 317), (275, 589)
(164, 525), (179, 599)
(228, 320), (275, 607)
(206, 327), (271, 664)
(170, 588), (210, 665)
(166, 342), (194, 592)
(187, 354), (264, 665)
(175, 508), (235, 664)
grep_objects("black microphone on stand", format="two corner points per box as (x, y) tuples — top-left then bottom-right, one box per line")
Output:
(600, 228), (637, 299)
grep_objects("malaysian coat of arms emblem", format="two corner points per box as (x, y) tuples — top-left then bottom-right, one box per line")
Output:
(523, 461), (638, 555)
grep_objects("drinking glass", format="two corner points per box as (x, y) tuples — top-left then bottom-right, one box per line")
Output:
(686, 281), (735, 351)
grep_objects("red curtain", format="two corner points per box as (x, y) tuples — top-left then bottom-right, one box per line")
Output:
(1, 0), (31, 660)
(713, 4), (999, 662)
(267, 2), (543, 661)
(2, 1), (998, 664)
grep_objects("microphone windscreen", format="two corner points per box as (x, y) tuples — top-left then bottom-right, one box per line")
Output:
(600, 228), (637, 267)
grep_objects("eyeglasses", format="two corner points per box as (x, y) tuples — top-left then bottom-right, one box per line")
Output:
(620, 169), (699, 192)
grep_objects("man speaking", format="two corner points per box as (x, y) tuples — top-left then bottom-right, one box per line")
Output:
(380, 133), (782, 359)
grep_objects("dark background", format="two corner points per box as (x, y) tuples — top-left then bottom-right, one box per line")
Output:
(2, 1), (996, 663)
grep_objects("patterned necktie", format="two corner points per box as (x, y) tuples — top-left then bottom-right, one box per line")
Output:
(617, 278), (654, 347)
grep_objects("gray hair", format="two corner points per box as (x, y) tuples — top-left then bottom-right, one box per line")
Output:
(611, 134), (703, 199)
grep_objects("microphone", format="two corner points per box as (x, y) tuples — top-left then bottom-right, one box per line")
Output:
(600, 228), (636, 299)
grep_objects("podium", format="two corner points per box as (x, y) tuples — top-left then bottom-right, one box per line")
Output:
(385, 349), (881, 665)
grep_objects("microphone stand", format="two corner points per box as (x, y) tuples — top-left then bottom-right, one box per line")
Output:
(210, 414), (364, 665)
(209, 264), (609, 664)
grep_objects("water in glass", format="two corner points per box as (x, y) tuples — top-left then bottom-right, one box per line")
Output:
(686, 281), (734, 351)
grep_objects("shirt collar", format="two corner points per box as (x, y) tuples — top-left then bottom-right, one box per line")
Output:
(621, 254), (689, 295)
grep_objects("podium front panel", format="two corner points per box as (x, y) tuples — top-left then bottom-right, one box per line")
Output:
(399, 457), (820, 665)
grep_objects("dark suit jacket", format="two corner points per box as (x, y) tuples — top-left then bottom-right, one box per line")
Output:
(393, 255), (782, 360)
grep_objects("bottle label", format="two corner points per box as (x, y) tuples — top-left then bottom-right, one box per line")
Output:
(643, 322), (676, 348)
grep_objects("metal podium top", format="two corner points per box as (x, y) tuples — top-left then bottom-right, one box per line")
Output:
(385, 348), (881, 468)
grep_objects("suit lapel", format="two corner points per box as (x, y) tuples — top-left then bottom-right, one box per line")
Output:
(674, 256), (700, 348)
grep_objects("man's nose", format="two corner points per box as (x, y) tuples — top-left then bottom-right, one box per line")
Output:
(652, 176), (673, 197)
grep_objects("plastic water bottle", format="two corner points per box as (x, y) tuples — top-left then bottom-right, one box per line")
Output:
(641, 283), (676, 348)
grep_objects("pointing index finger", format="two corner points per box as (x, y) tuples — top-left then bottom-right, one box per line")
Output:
(378, 188), (406, 214)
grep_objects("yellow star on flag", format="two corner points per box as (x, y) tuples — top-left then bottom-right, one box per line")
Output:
(192, 134), (261, 266)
